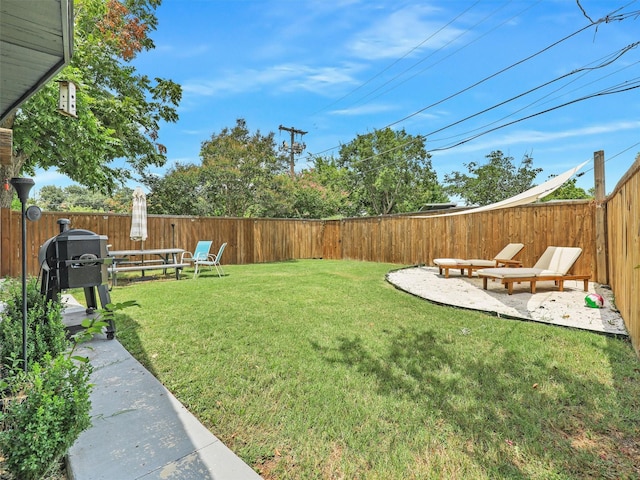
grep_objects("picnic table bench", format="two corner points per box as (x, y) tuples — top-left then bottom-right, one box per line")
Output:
(108, 248), (188, 286)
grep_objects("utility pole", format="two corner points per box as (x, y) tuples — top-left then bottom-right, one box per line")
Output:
(278, 125), (307, 178)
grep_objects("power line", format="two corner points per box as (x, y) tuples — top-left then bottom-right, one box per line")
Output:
(428, 78), (640, 152)
(424, 42), (639, 143)
(310, 5), (615, 157)
(352, 1), (541, 113)
(578, 140), (640, 178)
(309, 0), (485, 117)
(341, 0), (518, 112)
(383, 18), (599, 129)
(431, 55), (640, 145)
(326, 75), (640, 179)
(308, 6), (640, 164)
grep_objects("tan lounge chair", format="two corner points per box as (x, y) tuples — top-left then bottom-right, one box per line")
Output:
(477, 246), (590, 294)
(433, 243), (524, 278)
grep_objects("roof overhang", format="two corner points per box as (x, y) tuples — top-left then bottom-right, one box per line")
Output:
(0, 0), (74, 123)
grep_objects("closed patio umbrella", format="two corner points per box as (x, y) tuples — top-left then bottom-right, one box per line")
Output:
(130, 187), (148, 276)
(130, 186), (148, 244)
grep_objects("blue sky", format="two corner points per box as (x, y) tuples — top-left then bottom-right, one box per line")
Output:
(35, 0), (640, 198)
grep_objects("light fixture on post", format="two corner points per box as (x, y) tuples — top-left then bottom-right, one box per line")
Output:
(9, 178), (42, 372)
(57, 80), (77, 117)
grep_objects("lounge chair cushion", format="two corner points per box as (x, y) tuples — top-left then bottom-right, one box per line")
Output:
(479, 246), (583, 279)
(433, 258), (469, 267)
(467, 259), (501, 267)
(433, 243), (524, 269)
(492, 243), (526, 261)
(479, 267), (543, 279)
(541, 246), (582, 275)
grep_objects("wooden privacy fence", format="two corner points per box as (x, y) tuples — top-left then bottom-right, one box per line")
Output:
(0, 186), (638, 357)
(0, 212), (325, 277)
(322, 201), (596, 274)
(605, 157), (640, 358)
(0, 201), (596, 279)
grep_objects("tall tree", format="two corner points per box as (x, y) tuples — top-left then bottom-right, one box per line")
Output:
(199, 119), (288, 217)
(337, 128), (447, 215)
(37, 184), (133, 212)
(146, 119), (289, 217)
(444, 150), (542, 206)
(541, 177), (591, 201)
(149, 123), (447, 218)
(146, 156), (353, 219)
(144, 164), (217, 216)
(292, 163), (354, 219)
(0, 0), (181, 208)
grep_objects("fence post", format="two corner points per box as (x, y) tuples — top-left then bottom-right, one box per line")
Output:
(594, 150), (608, 284)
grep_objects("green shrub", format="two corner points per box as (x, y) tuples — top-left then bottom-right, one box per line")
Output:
(0, 278), (68, 376)
(0, 354), (92, 480)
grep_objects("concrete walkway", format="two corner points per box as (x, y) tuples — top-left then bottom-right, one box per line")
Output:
(387, 266), (628, 336)
(62, 297), (262, 480)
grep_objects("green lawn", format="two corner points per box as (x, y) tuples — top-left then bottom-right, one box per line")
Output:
(106, 260), (639, 479)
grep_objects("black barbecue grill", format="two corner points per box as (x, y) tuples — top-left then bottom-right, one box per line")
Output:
(39, 219), (115, 339)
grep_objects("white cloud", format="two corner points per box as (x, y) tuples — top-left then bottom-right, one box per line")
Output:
(329, 103), (395, 116)
(347, 5), (461, 60)
(182, 62), (363, 97)
(181, 129), (208, 136)
(432, 120), (640, 158)
(497, 121), (640, 147)
(286, 64), (364, 94)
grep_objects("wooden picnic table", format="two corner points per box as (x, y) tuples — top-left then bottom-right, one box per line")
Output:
(107, 248), (187, 286)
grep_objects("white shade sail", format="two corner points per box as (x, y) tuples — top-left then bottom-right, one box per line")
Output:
(419, 161), (589, 218)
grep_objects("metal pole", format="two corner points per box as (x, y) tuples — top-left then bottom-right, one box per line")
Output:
(10, 177), (35, 373)
(20, 200), (27, 372)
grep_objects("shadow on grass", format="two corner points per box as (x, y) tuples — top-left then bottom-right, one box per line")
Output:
(315, 325), (639, 478)
(601, 338), (640, 477)
(109, 311), (160, 379)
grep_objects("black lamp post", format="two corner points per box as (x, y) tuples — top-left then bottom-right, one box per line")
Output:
(10, 178), (41, 372)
